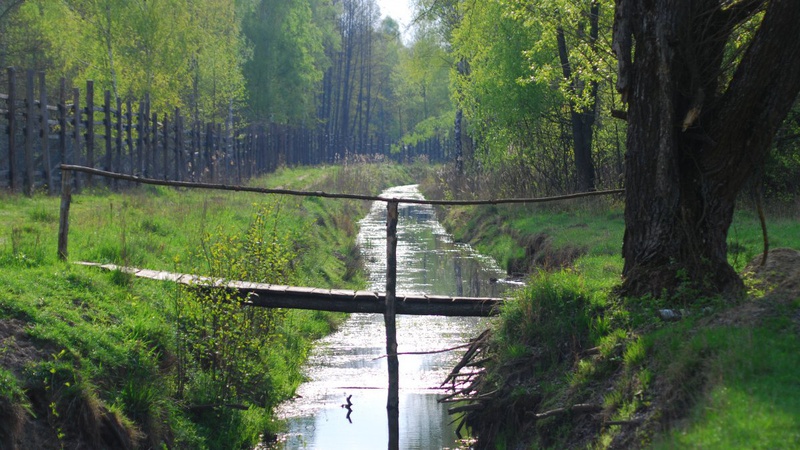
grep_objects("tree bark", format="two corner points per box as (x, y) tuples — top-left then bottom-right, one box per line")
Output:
(614, 0), (800, 299)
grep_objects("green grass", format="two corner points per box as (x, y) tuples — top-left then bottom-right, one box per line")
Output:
(0, 162), (419, 448)
(472, 255), (799, 449)
(431, 195), (800, 278)
(422, 176), (800, 449)
(651, 322), (800, 449)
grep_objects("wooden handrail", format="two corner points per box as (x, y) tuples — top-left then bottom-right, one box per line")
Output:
(59, 164), (624, 206)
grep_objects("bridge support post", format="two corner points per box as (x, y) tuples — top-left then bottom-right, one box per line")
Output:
(385, 200), (399, 450)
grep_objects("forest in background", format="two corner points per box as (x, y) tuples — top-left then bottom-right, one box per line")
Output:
(0, 0), (453, 164)
(0, 0), (798, 198)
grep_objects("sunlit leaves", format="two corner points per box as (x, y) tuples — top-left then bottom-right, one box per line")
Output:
(447, 0), (553, 164)
(179, 202), (305, 406)
(3, 0), (248, 118)
(242, 0), (334, 122)
(393, 24), (453, 140)
(501, 0), (615, 110)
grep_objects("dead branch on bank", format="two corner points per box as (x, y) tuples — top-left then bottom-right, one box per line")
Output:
(526, 403), (603, 420)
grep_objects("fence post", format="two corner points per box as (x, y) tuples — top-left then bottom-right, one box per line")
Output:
(141, 94), (148, 177)
(85, 80), (94, 186)
(175, 107), (183, 181)
(40, 72), (54, 195)
(137, 99), (144, 177)
(7, 68), (18, 191)
(72, 87), (82, 190)
(163, 113), (169, 180)
(24, 70), (35, 196)
(115, 96), (122, 188)
(206, 123), (213, 182)
(216, 123), (223, 182)
(151, 111), (158, 178)
(385, 200), (399, 450)
(126, 99), (133, 179)
(58, 78), (67, 191)
(58, 168), (72, 261)
(104, 89), (112, 184)
(189, 121), (197, 181)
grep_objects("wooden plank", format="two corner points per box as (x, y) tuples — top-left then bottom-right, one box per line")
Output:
(74, 262), (506, 316)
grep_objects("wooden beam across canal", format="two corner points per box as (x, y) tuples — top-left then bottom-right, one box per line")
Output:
(76, 262), (508, 317)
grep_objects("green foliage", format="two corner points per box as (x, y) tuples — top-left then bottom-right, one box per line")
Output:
(450, 0), (552, 164)
(242, 0), (333, 121)
(502, 0), (615, 109)
(497, 269), (606, 364)
(764, 99), (800, 203)
(426, 0), (625, 192)
(0, 368), (30, 417)
(393, 25), (454, 139)
(2, 0), (247, 119)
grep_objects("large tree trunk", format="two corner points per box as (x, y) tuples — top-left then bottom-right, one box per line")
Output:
(614, 0), (800, 299)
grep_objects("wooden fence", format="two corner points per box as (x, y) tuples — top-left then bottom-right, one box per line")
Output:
(1, 67), (451, 195)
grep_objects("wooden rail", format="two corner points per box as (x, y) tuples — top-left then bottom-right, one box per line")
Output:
(58, 164), (624, 206)
(76, 262), (507, 317)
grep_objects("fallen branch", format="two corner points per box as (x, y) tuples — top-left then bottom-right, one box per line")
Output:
(448, 403), (485, 414)
(466, 357), (493, 368)
(527, 403), (603, 420)
(441, 329), (491, 387)
(372, 342), (473, 360)
(439, 389), (498, 403)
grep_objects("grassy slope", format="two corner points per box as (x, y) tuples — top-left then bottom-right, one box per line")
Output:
(0, 163), (415, 449)
(421, 176), (800, 449)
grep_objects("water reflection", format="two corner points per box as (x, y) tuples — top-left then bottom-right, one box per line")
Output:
(273, 185), (514, 449)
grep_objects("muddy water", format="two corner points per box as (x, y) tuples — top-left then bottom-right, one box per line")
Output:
(273, 185), (516, 449)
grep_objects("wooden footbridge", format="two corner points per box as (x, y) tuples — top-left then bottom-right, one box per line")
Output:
(76, 262), (506, 317)
(57, 165), (622, 450)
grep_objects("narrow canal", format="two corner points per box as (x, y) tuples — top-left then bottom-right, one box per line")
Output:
(273, 185), (516, 449)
